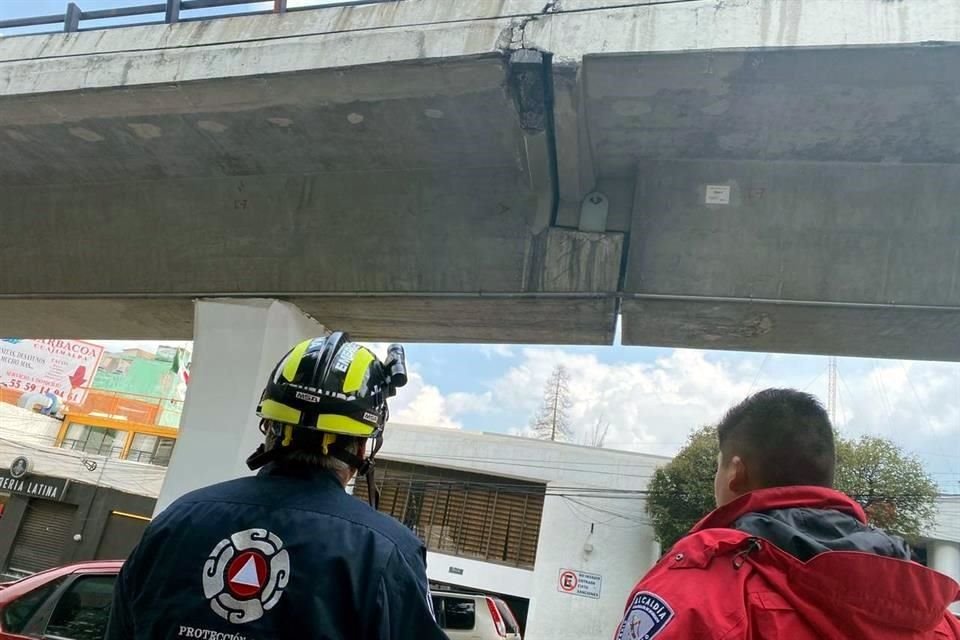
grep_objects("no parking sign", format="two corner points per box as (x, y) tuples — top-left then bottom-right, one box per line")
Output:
(558, 568), (602, 599)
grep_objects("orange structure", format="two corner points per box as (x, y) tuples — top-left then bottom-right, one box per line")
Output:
(1, 387), (181, 467)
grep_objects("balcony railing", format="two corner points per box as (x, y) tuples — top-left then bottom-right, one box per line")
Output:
(0, 0), (398, 36)
(70, 387), (183, 428)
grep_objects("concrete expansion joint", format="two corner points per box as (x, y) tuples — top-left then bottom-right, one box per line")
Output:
(506, 48), (551, 134)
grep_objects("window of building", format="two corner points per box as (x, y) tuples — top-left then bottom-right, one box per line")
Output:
(45, 575), (116, 640)
(359, 461), (545, 569)
(60, 424), (127, 459)
(126, 434), (176, 467)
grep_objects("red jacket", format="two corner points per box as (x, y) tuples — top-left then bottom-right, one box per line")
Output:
(617, 487), (960, 639)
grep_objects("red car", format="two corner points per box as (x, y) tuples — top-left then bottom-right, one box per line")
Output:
(0, 560), (121, 640)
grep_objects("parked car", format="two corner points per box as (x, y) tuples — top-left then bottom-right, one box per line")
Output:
(431, 591), (522, 640)
(0, 560), (121, 640)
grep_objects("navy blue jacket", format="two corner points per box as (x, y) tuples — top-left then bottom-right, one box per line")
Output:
(107, 464), (446, 640)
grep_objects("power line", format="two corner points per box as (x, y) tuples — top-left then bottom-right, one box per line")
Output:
(748, 353), (769, 395)
(802, 369), (825, 393)
(873, 360), (895, 417)
(903, 363), (937, 433)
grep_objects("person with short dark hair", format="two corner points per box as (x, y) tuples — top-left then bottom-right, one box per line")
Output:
(107, 333), (448, 640)
(716, 388), (835, 492)
(615, 388), (960, 640)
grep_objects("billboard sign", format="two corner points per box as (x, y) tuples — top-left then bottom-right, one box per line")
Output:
(0, 339), (104, 403)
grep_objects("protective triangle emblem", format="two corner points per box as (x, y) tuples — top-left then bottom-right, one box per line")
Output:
(231, 556), (261, 587)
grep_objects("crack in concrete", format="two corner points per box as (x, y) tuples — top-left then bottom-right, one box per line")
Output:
(502, 0), (560, 52)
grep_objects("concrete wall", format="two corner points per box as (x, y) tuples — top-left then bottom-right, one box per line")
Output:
(623, 160), (960, 359)
(0, 403), (62, 448)
(929, 497), (960, 545)
(928, 540), (960, 614)
(524, 492), (657, 640)
(380, 424), (667, 640)
(0, 431), (166, 497)
(4, 0), (960, 354)
(0, 168), (532, 295)
(426, 550), (534, 599)
(155, 299), (325, 514)
(630, 160), (960, 304)
(526, 0), (960, 57)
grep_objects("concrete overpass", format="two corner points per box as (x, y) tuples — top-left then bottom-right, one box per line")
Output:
(0, 0), (959, 359)
(2, 1), (960, 617)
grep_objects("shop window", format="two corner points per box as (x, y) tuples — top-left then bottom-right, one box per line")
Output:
(45, 575), (116, 640)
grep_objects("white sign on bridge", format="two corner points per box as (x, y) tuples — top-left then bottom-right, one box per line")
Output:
(558, 568), (602, 599)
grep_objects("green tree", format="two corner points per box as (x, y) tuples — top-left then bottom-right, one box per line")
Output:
(646, 426), (719, 549)
(646, 429), (938, 550)
(834, 435), (937, 538)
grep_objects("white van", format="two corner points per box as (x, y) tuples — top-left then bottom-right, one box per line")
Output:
(431, 592), (522, 640)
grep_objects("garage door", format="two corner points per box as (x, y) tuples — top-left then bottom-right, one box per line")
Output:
(7, 500), (76, 574)
(94, 513), (148, 560)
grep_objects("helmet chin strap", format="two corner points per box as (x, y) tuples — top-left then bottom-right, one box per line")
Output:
(329, 434), (384, 510)
(247, 421), (385, 510)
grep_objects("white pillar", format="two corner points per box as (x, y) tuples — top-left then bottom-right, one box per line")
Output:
(928, 540), (960, 614)
(155, 299), (324, 515)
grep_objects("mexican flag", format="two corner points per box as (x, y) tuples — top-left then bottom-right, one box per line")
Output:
(172, 348), (190, 385)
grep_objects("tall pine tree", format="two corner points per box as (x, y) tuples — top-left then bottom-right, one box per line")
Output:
(530, 364), (573, 441)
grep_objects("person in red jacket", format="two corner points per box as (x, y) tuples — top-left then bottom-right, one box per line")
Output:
(617, 388), (960, 640)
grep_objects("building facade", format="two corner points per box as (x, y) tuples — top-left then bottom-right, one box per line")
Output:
(0, 403), (165, 578)
(363, 423), (960, 637)
(363, 424), (667, 640)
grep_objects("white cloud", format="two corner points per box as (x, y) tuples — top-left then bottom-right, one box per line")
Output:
(834, 361), (960, 439)
(476, 344), (516, 359)
(466, 348), (753, 456)
(446, 391), (494, 415)
(415, 348), (960, 466)
(389, 369), (462, 430)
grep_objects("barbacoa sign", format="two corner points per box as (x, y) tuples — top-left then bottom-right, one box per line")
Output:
(0, 339), (104, 403)
(558, 568), (602, 599)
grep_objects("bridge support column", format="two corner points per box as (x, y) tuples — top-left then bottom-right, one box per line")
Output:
(928, 540), (960, 613)
(154, 299), (324, 515)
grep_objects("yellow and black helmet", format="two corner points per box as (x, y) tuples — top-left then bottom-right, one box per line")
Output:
(247, 332), (407, 477)
(257, 332), (405, 438)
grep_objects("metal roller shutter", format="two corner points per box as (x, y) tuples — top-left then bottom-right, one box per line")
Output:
(7, 500), (76, 574)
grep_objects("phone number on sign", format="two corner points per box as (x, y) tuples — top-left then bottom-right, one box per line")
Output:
(0, 380), (65, 396)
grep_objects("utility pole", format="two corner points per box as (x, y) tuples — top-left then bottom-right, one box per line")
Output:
(827, 356), (838, 424)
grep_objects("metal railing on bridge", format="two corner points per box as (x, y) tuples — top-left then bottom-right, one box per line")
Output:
(0, 0), (397, 37)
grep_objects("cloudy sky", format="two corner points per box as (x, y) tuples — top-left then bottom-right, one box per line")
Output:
(92, 330), (960, 493)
